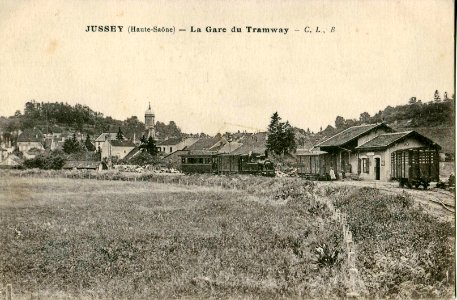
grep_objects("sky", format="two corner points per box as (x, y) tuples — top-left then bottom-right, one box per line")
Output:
(0, 0), (454, 134)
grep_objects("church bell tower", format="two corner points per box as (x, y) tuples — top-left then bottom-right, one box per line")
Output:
(145, 102), (155, 138)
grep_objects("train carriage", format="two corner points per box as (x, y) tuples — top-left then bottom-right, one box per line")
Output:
(391, 147), (440, 189)
(180, 151), (274, 176)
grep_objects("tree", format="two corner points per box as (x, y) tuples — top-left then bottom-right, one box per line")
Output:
(266, 112), (296, 155)
(139, 135), (158, 156)
(266, 112), (281, 154)
(84, 135), (95, 151)
(116, 127), (124, 140)
(63, 133), (82, 154)
(335, 116), (345, 129)
(282, 121), (296, 153)
(359, 112), (371, 124)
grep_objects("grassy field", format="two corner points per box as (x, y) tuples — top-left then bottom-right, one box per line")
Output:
(0, 176), (344, 299)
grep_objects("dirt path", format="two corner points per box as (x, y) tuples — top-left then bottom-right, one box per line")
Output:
(317, 180), (455, 223)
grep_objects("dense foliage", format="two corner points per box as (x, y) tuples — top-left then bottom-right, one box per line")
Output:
(63, 133), (83, 154)
(332, 93), (454, 131)
(23, 151), (66, 170)
(139, 135), (158, 156)
(0, 101), (186, 141)
(328, 186), (455, 299)
(267, 112), (297, 155)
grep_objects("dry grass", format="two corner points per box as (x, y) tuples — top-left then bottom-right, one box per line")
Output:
(0, 176), (344, 299)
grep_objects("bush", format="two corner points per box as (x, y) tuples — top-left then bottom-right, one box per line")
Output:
(23, 152), (66, 170)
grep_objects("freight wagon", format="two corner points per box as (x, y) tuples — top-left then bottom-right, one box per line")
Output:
(295, 151), (335, 180)
(391, 148), (440, 189)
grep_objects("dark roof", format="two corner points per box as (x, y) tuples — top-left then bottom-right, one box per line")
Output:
(316, 123), (392, 148)
(187, 137), (224, 150)
(356, 131), (441, 151)
(230, 132), (268, 155)
(163, 149), (189, 159)
(218, 142), (243, 154)
(122, 147), (142, 161)
(63, 161), (100, 169)
(157, 137), (182, 146)
(17, 128), (44, 143)
(110, 140), (136, 147)
(95, 132), (117, 142)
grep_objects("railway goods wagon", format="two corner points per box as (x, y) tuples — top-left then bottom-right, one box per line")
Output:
(296, 151), (333, 180)
(391, 148), (439, 189)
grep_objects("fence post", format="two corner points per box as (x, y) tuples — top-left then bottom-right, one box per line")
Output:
(6, 283), (12, 300)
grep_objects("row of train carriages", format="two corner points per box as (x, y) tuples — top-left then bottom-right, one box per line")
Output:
(178, 124), (443, 189)
(180, 150), (275, 176)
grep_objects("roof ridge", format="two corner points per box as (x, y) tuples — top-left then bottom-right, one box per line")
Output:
(316, 123), (379, 147)
(379, 130), (412, 136)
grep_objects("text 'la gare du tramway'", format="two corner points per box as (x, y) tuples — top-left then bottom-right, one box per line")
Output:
(84, 25), (335, 34)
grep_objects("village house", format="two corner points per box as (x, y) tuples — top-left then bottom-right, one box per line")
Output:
(17, 128), (45, 153)
(94, 132), (120, 150)
(101, 139), (136, 161)
(0, 154), (22, 169)
(157, 137), (199, 155)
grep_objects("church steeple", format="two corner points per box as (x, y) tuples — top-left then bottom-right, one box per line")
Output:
(145, 102), (155, 138)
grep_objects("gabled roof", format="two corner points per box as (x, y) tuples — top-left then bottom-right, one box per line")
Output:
(17, 128), (44, 143)
(187, 137), (224, 151)
(110, 140), (136, 147)
(157, 137), (182, 146)
(63, 160), (100, 169)
(95, 132), (117, 142)
(122, 147), (142, 161)
(316, 123), (392, 148)
(217, 142), (243, 154)
(356, 131), (441, 151)
(229, 132), (268, 155)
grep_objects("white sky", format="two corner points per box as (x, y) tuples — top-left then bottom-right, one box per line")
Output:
(0, 0), (454, 134)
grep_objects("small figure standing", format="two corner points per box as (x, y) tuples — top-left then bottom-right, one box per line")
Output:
(329, 167), (336, 181)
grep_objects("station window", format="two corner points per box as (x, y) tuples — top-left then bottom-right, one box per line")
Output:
(362, 158), (369, 173)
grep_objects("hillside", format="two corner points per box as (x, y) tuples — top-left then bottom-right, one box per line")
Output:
(299, 94), (455, 155)
(0, 100), (184, 142)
